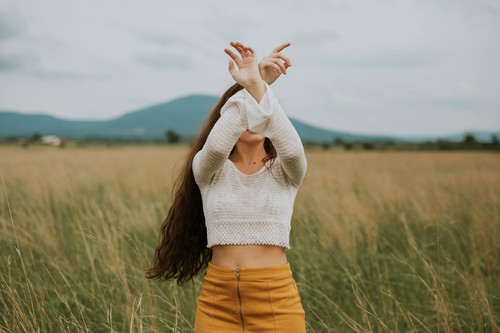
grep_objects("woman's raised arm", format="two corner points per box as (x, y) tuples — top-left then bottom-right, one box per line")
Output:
(192, 96), (247, 188)
(192, 41), (267, 188)
(240, 82), (307, 188)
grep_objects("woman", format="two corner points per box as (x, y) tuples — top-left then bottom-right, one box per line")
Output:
(145, 41), (307, 332)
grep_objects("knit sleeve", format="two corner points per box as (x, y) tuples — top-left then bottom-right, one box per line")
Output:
(244, 82), (308, 188)
(192, 89), (248, 188)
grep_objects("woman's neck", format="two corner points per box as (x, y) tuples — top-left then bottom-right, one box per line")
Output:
(230, 143), (267, 165)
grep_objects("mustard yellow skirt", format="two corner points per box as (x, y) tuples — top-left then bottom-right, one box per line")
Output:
(194, 261), (306, 332)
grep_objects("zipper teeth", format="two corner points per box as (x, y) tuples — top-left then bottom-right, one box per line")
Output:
(236, 267), (245, 332)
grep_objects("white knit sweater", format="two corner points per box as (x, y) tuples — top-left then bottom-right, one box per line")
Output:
(192, 82), (307, 249)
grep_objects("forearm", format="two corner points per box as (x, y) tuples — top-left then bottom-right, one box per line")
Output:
(244, 79), (267, 104)
(262, 103), (307, 187)
(192, 103), (247, 187)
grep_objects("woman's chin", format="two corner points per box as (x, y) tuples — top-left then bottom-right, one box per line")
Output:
(239, 131), (265, 143)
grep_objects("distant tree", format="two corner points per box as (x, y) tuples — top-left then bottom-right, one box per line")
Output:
(343, 142), (353, 150)
(31, 132), (42, 143)
(491, 134), (499, 145)
(362, 142), (375, 150)
(461, 133), (478, 145)
(437, 139), (455, 150)
(321, 141), (331, 150)
(165, 129), (181, 143)
(333, 137), (344, 145)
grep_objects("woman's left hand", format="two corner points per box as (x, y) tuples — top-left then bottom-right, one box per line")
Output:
(224, 41), (263, 89)
(259, 42), (292, 85)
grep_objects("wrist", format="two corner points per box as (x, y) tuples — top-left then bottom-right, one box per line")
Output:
(262, 77), (272, 85)
(245, 78), (266, 90)
(244, 79), (267, 104)
(258, 66), (272, 85)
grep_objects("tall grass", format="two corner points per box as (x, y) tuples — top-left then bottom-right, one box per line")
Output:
(0, 145), (498, 332)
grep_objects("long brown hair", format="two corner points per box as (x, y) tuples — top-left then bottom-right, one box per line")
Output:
(145, 82), (277, 286)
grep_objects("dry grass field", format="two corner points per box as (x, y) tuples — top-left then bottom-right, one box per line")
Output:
(0, 144), (498, 332)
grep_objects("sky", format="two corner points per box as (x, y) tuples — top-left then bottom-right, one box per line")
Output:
(0, 0), (499, 137)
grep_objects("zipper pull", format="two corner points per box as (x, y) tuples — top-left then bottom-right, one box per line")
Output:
(236, 266), (240, 278)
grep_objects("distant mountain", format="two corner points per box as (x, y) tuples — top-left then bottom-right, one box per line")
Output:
(0, 94), (218, 140)
(0, 95), (498, 143)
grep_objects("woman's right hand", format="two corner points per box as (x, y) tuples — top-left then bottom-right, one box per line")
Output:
(224, 42), (264, 89)
(259, 42), (292, 85)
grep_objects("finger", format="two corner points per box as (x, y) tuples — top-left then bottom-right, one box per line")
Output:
(228, 60), (237, 78)
(267, 58), (287, 74)
(231, 41), (250, 58)
(234, 41), (255, 57)
(262, 58), (285, 74)
(269, 52), (292, 67)
(271, 52), (292, 66)
(272, 42), (291, 54)
(261, 61), (283, 74)
(236, 42), (255, 54)
(230, 41), (245, 55)
(224, 48), (242, 67)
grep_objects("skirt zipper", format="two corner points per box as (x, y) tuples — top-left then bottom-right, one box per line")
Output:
(236, 266), (245, 332)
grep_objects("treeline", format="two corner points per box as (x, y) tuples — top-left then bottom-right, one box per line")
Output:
(0, 129), (191, 146)
(305, 134), (500, 151)
(2, 130), (499, 151)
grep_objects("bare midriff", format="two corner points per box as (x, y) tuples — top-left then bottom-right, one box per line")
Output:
(210, 244), (288, 268)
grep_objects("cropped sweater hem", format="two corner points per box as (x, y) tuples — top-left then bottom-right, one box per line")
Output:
(206, 221), (291, 250)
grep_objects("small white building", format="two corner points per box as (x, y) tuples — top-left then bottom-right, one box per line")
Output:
(41, 135), (62, 146)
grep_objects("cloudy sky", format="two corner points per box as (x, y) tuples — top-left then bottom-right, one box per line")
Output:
(1, 0), (499, 136)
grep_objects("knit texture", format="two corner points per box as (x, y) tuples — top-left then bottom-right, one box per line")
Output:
(192, 82), (307, 249)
